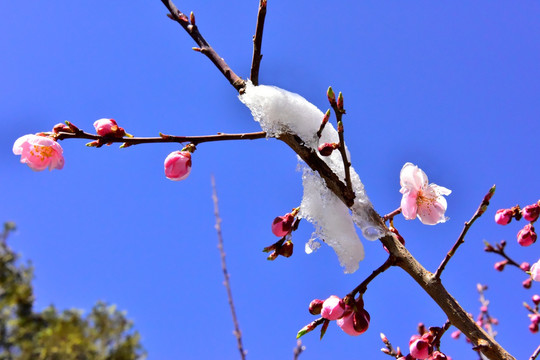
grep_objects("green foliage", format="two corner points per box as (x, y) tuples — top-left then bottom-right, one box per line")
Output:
(0, 222), (146, 360)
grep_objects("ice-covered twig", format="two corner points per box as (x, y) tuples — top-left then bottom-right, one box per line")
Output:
(212, 176), (247, 360)
(55, 127), (266, 147)
(250, 0), (267, 86)
(434, 185), (496, 279)
(160, 0), (245, 91)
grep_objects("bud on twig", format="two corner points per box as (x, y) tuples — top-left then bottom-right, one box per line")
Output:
(316, 109), (331, 138)
(190, 11), (195, 25)
(337, 92), (344, 111)
(327, 86), (336, 107)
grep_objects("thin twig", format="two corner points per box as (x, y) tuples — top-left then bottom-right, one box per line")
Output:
(211, 176), (247, 360)
(292, 340), (305, 360)
(530, 344), (540, 360)
(250, 0), (267, 86)
(347, 256), (395, 298)
(329, 94), (354, 198)
(484, 240), (525, 270)
(55, 129), (266, 147)
(434, 185), (496, 279)
(160, 0), (245, 91)
(431, 320), (452, 351)
(383, 207), (402, 222)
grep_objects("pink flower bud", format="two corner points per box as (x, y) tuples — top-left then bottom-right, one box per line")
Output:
(278, 240), (294, 258)
(521, 262), (531, 272)
(52, 123), (72, 133)
(13, 134), (65, 171)
(409, 336), (431, 359)
(494, 209), (513, 225)
(450, 330), (460, 339)
(529, 322), (539, 333)
(352, 308), (370, 334)
(530, 260), (540, 282)
(271, 213), (295, 237)
(532, 294), (540, 304)
(523, 278), (533, 289)
(530, 314), (540, 325)
(480, 305), (488, 313)
(321, 295), (346, 320)
(336, 310), (369, 336)
(430, 351), (448, 360)
(164, 150), (192, 181)
(308, 299), (324, 315)
(517, 224), (537, 246)
(93, 118), (127, 138)
(523, 203), (540, 222)
(317, 142), (339, 156)
(494, 260), (508, 271)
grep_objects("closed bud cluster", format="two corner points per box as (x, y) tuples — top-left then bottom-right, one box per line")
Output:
(263, 239), (294, 260)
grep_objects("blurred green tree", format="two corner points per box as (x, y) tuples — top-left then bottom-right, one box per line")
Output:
(0, 222), (145, 360)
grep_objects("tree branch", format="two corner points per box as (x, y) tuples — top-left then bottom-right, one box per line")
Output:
(212, 176), (247, 360)
(434, 185), (496, 279)
(160, 0), (245, 91)
(55, 129), (267, 147)
(250, 0), (267, 86)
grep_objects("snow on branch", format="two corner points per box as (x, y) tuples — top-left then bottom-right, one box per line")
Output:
(239, 81), (387, 273)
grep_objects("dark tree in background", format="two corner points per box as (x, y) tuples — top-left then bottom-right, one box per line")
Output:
(0, 222), (145, 360)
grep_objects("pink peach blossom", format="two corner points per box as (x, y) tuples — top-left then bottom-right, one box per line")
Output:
(320, 295), (346, 320)
(93, 118), (127, 137)
(13, 134), (64, 171)
(164, 150), (192, 181)
(399, 163), (451, 225)
(530, 260), (540, 282)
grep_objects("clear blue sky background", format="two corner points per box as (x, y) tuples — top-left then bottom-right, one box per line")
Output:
(2, 1), (539, 359)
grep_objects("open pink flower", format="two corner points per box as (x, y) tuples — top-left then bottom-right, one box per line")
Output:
(164, 150), (192, 181)
(400, 163), (451, 225)
(530, 260), (540, 282)
(13, 134), (64, 171)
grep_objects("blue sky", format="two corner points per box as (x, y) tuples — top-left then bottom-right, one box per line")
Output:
(2, 1), (539, 359)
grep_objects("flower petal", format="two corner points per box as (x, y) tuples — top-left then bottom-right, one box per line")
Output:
(401, 190), (418, 220)
(400, 162), (428, 192)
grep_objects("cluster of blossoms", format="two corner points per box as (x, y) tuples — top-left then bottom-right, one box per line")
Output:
(263, 208), (300, 260)
(524, 294), (540, 333)
(381, 324), (451, 360)
(308, 295), (370, 336)
(13, 118), (194, 182)
(495, 202), (539, 246)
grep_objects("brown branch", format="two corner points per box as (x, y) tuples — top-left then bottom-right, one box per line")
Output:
(434, 185), (496, 279)
(211, 175), (247, 360)
(383, 207), (402, 222)
(250, 0), (267, 86)
(55, 129), (267, 147)
(347, 256), (395, 298)
(160, 0), (245, 92)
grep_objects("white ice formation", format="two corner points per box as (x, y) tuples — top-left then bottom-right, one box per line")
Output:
(239, 81), (387, 273)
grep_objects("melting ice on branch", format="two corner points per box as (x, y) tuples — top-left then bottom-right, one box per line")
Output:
(239, 81), (387, 273)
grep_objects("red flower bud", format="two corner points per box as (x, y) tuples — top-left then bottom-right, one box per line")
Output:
(308, 299), (324, 315)
(517, 224), (537, 246)
(271, 213), (295, 237)
(494, 209), (513, 225)
(522, 203), (540, 222)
